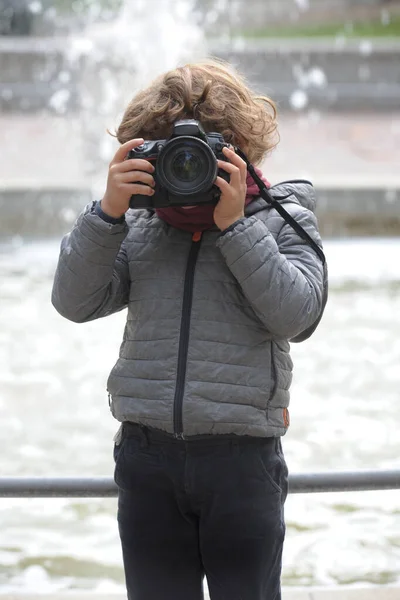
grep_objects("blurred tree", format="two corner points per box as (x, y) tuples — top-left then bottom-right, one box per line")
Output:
(195, 0), (400, 37)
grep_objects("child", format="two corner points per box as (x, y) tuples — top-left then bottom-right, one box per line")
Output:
(52, 59), (326, 600)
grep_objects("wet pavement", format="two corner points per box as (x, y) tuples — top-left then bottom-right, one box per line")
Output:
(1, 586), (400, 599)
(1, 111), (399, 189)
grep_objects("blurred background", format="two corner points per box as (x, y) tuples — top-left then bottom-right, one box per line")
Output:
(0, 0), (399, 595)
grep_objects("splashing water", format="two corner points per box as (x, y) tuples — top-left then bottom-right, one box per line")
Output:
(1, 237), (400, 592)
(290, 89), (309, 111)
(66, 0), (206, 193)
(293, 0), (310, 12)
(293, 64), (327, 90)
(290, 64), (327, 111)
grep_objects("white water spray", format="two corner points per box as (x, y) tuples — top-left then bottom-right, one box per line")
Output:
(69, 0), (206, 193)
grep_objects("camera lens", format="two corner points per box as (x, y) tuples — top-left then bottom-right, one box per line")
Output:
(157, 137), (217, 196)
(171, 151), (202, 183)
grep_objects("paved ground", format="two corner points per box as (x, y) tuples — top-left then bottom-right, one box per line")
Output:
(265, 110), (400, 188)
(1, 110), (399, 190)
(1, 110), (399, 237)
(1, 587), (400, 600)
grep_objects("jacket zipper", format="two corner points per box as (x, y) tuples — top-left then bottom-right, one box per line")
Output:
(173, 231), (203, 439)
(268, 342), (278, 405)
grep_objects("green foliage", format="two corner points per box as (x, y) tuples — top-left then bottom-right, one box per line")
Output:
(331, 503), (359, 513)
(44, 0), (123, 14)
(236, 16), (400, 39)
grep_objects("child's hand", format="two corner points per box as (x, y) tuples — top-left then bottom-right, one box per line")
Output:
(101, 138), (155, 218)
(213, 147), (247, 231)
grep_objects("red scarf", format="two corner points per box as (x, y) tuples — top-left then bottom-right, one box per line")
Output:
(155, 167), (270, 233)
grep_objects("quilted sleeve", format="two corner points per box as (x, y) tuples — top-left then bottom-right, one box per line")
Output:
(215, 208), (325, 339)
(51, 202), (130, 323)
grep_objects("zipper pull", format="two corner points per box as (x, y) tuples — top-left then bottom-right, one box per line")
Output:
(192, 231), (202, 242)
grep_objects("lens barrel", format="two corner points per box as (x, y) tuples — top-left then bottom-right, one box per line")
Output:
(156, 136), (217, 196)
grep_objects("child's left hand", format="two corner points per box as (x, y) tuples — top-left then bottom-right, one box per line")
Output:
(213, 146), (247, 232)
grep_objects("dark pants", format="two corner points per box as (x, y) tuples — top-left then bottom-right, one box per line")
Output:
(114, 422), (288, 600)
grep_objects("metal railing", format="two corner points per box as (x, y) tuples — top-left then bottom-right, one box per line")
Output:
(0, 470), (399, 497)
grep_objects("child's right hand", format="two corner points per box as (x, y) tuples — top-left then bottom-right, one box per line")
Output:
(101, 138), (155, 218)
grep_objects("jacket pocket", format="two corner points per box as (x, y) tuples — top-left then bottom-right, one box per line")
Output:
(257, 438), (288, 497)
(113, 434), (126, 481)
(113, 429), (163, 491)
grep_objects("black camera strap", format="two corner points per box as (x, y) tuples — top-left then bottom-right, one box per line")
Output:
(235, 148), (328, 342)
(235, 148), (326, 266)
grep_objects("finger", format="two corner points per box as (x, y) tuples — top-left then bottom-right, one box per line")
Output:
(111, 138), (145, 166)
(117, 170), (155, 187)
(217, 160), (241, 187)
(214, 176), (231, 193)
(122, 183), (155, 196)
(222, 147), (247, 183)
(222, 146), (247, 169)
(116, 158), (155, 173)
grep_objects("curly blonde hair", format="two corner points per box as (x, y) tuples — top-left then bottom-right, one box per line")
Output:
(111, 58), (279, 165)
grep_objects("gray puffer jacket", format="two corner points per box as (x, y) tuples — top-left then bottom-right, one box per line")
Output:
(52, 181), (326, 438)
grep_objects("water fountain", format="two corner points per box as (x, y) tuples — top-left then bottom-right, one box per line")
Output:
(1, 0), (400, 240)
(0, 0), (206, 238)
(71, 0), (206, 195)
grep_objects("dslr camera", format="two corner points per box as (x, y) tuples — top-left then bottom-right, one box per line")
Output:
(127, 119), (230, 209)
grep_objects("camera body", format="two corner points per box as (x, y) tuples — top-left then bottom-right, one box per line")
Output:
(127, 119), (230, 209)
